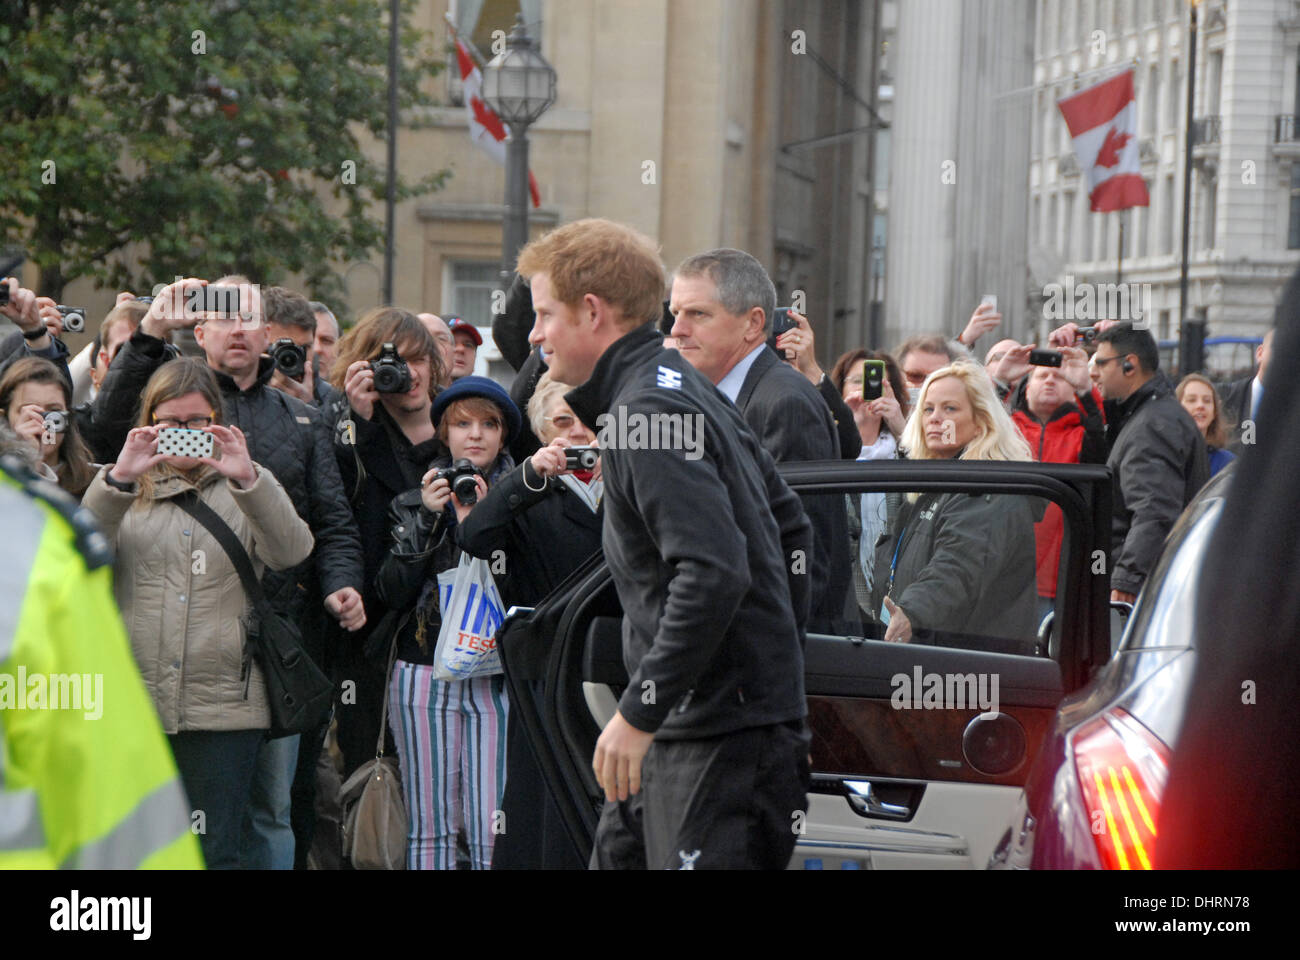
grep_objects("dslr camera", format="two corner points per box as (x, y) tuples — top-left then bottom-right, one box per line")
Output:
(434, 458), (486, 506)
(370, 342), (412, 393)
(57, 305), (86, 333)
(269, 338), (307, 381)
(564, 446), (599, 471)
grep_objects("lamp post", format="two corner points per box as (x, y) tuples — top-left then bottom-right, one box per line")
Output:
(482, 15), (556, 276)
(383, 0), (399, 305)
(1178, 0), (1204, 374)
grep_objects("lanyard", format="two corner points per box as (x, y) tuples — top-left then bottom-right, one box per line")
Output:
(887, 496), (927, 595)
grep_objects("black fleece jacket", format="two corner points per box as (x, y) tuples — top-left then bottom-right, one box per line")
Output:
(565, 324), (812, 740)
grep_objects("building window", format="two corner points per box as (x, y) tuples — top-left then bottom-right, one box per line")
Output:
(1162, 174), (1175, 255)
(1167, 59), (1180, 129)
(1063, 191), (1076, 262)
(447, 0), (532, 104)
(1143, 66), (1159, 136)
(1139, 185), (1152, 255)
(446, 261), (501, 326)
(1288, 165), (1300, 249)
(1203, 180), (1217, 250)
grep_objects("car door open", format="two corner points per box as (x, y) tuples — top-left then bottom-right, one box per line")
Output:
(499, 459), (1112, 869)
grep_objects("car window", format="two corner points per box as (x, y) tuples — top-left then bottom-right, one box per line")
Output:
(807, 489), (1066, 659)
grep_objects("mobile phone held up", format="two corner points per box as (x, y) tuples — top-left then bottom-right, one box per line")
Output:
(767, 307), (796, 353)
(156, 427), (215, 460)
(862, 359), (885, 401)
(980, 293), (998, 313)
(1028, 348), (1063, 367)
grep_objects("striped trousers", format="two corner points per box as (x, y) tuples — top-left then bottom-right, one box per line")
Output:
(388, 661), (509, 870)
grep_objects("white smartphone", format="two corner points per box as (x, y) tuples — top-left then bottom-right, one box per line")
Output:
(980, 294), (998, 312)
(156, 427), (214, 459)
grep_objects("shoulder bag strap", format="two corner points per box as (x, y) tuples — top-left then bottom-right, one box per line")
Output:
(172, 489), (274, 623)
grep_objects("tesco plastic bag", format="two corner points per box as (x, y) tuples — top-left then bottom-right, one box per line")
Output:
(432, 554), (506, 680)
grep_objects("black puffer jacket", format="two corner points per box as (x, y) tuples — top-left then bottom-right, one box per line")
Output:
(869, 490), (1039, 654)
(1106, 372), (1209, 596)
(93, 331), (364, 621)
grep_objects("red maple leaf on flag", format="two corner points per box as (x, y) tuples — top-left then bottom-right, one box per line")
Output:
(1096, 127), (1131, 168)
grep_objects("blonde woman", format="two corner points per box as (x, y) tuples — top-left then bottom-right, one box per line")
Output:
(81, 358), (314, 868)
(1176, 373), (1235, 477)
(871, 362), (1039, 653)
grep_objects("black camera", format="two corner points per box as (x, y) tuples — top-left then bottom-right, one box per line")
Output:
(57, 305), (86, 333)
(435, 458), (485, 505)
(1028, 348), (1063, 367)
(564, 446), (599, 471)
(269, 337), (307, 380)
(42, 410), (68, 434)
(370, 342), (412, 393)
(1074, 326), (1099, 343)
(0, 283), (9, 306)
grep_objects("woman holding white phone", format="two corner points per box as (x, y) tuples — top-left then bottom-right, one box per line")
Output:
(82, 357), (313, 869)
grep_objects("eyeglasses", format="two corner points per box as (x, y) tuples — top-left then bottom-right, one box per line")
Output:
(153, 414), (216, 430)
(1092, 354), (1125, 369)
(546, 413), (577, 430)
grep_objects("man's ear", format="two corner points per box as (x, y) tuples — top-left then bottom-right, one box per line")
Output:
(193, 323), (206, 349)
(747, 307), (767, 344)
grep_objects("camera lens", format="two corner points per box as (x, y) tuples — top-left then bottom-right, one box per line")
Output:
(453, 474), (478, 505)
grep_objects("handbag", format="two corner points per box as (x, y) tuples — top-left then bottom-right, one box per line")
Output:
(173, 491), (334, 739)
(339, 633), (407, 870)
(432, 553), (507, 680)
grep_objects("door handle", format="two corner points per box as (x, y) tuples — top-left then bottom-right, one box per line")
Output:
(843, 779), (912, 820)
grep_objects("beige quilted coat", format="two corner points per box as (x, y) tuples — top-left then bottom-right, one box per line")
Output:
(82, 462), (313, 733)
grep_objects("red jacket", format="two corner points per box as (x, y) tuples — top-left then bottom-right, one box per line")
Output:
(1012, 387), (1107, 598)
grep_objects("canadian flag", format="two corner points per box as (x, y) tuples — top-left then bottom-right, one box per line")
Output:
(1057, 70), (1150, 213)
(455, 37), (541, 208)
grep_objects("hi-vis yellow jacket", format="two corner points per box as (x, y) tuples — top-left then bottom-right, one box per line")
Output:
(0, 454), (202, 868)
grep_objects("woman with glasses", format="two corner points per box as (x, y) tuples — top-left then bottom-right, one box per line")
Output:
(456, 371), (604, 869)
(81, 358), (313, 868)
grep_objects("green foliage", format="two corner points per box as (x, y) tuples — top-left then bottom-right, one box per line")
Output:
(0, 0), (447, 301)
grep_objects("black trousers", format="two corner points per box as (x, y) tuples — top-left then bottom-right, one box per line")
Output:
(590, 719), (811, 871)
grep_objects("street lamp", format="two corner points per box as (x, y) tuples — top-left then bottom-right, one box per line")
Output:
(482, 15), (557, 275)
(1178, 0), (1205, 374)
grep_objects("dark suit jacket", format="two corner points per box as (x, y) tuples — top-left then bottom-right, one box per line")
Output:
(735, 346), (852, 632)
(1218, 375), (1255, 454)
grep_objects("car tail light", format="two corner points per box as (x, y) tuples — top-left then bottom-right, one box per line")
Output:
(1072, 709), (1171, 870)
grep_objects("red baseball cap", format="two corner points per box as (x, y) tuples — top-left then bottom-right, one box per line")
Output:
(446, 316), (482, 346)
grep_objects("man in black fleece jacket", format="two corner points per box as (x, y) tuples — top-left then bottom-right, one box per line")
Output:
(518, 218), (813, 870)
